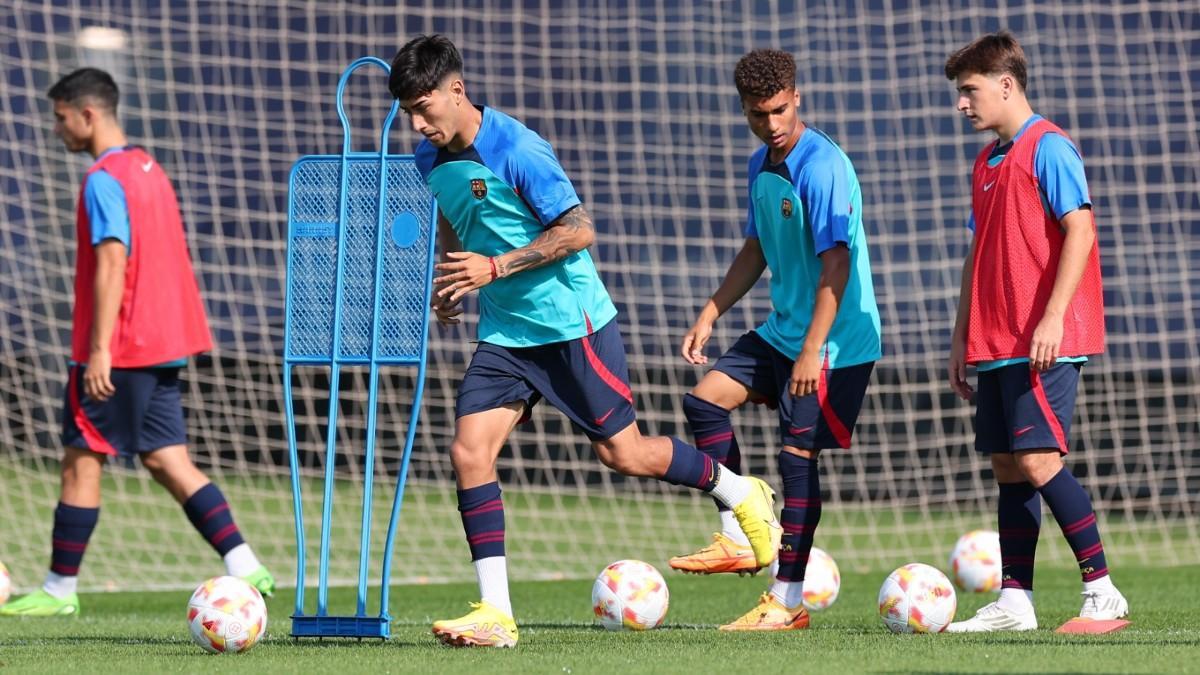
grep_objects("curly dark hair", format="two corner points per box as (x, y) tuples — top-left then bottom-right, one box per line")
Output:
(734, 49), (796, 99)
(944, 31), (1028, 91)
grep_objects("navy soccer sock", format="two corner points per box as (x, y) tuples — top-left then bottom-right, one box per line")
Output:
(682, 393), (741, 512)
(49, 502), (100, 578)
(1039, 468), (1109, 582)
(776, 453), (821, 583)
(182, 482), (246, 556)
(997, 481), (1041, 591)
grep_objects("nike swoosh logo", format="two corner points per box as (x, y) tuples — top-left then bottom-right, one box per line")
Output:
(594, 408), (615, 426)
(1013, 425), (1035, 438)
(788, 425), (815, 436)
(141, 161), (154, 172)
(983, 181), (996, 192)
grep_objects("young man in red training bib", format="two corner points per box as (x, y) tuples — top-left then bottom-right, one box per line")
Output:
(0, 69), (273, 617)
(944, 33), (1127, 633)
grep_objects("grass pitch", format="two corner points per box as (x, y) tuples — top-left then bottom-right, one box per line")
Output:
(0, 563), (1196, 673)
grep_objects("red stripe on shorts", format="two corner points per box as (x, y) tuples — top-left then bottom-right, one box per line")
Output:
(1029, 369), (1068, 452)
(68, 366), (117, 456)
(816, 356), (852, 448)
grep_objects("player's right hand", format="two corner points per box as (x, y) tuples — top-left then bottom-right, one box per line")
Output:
(84, 349), (116, 401)
(432, 290), (463, 326)
(948, 337), (973, 401)
(681, 319), (714, 365)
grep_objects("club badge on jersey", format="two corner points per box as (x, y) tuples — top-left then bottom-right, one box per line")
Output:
(470, 178), (487, 199)
(781, 197), (794, 218)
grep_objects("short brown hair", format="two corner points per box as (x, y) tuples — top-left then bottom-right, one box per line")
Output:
(734, 49), (796, 99)
(944, 31), (1028, 91)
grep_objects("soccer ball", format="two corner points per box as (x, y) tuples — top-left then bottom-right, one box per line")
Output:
(591, 560), (669, 630)
(187, 576), (267, 654)
(877, 563), (957, 633)
(801, 547), (841, 611)
(0, 561), (10, 605)
(949, 529), (1002, 593)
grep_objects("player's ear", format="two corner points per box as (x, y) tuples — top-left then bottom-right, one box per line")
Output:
(448, 77), (465, 105)
(999, 74), (1013, 100)
(79, 103), (97, 127)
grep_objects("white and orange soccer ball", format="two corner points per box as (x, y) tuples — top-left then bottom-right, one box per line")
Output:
(0, 560), (10, 605)
(801, 547), (841, 611)
(591, 559), (669, 631)
(187, 576), (267, 654)
(877, 563), (957, 634)
(949, 529), (1002, 593)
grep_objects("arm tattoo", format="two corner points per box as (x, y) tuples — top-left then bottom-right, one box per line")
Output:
(498, 205), (594, 278)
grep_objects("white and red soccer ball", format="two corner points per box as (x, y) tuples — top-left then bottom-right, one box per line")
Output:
(801, 547), (841, 611)
(591, 559), (669, 631)
(949, 529), (1002, 593)
(877, 563), (957, 633)
(187, 576), (267, 653)
(0, 560), (10, 606)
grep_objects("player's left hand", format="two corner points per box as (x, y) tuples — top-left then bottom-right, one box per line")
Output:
(434, 251), (496, 303)
(84, 349), (116, 401)
(790, 349), (822, 398)
(1029, 312), (1064, 372)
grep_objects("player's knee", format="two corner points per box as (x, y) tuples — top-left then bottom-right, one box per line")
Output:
(593, 441), (645, 476)
(1014, 450), (1064, 487)
(449, 439), (490, 473)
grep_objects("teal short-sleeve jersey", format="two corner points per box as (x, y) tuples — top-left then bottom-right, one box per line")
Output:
(744, 128), (881, 367)
(416, 106), (617, 347)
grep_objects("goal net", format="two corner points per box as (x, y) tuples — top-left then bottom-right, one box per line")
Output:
(2, 1), (1197, 593)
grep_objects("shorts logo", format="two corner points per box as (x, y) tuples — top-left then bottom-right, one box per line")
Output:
(788, 425), (815, 436)
(1013, 425), (1035, 438)
(470, 178), (487, 200)
(781, 197), (794, 218)
(594, 408), (616, 426)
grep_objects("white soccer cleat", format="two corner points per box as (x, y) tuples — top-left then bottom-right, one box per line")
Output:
(1078, 588), (1128, 621)
(945, 601), (1037, 633)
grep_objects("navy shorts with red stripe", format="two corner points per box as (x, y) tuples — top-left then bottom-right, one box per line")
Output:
(455, 317), (638, 441)
(61, 365), (189, 456)
(975, 361), (1080, 454)
(712, 331), (874, 450)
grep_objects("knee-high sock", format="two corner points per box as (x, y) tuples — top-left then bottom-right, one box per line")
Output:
(458, 482), (510, 615)
(997, 481), (1041, 592)
(682, 394), (742, 513)
(775, 453), (820, 584)
(182, 483), (246, 556)
(49, 502), (99, 578)
(1038, 468), (1109, 582)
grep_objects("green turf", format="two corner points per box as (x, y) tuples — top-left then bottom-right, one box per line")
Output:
(6, 454), (1196, 594)
(1, 564), (1196, 673)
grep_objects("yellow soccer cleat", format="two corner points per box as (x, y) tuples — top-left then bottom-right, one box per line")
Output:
(719, 593), (810, 631)
(730, 477), (783, 567)
(432, 600), (518, 648)
(668, 533), (760, 576)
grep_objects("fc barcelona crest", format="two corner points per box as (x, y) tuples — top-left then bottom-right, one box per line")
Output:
(470, 178), (487, 200)
(781, 197), (793, 218)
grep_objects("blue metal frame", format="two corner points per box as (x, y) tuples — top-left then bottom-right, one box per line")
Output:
(283, 56), (437, 639)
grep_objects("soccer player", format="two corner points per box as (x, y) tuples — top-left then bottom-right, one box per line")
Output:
(671, 49), (881, 631)
(0, 69), (273, 617)
(388, 35), (782, 648)
(943, 32), (1128, 632)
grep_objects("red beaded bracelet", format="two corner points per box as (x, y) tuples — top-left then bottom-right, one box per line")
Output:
(488, 256), (499, 281)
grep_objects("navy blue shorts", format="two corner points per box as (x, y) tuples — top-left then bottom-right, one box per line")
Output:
(456, 318), (638, 441)
(975, 361), (1080, 454)
(61, 365), (188, 457)
(712, 331), (873, 450)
